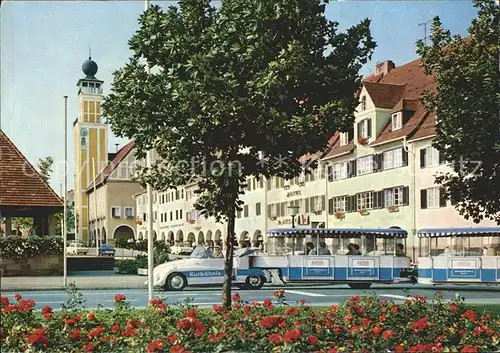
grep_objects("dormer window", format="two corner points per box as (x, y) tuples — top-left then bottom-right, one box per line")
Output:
(391, 113), (402, 131)
(340, 132), (349, 146)
(361, 96), (367, 111)
(357, 118), (372, 139)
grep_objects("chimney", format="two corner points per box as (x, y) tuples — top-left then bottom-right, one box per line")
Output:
(375, 60), (395, 76)
(115, 143), (119, 152)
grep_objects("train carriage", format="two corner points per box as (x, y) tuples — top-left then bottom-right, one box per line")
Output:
(416, 227), (500, 285)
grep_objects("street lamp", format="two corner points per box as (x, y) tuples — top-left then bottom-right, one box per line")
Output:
(288, 205), (300, 254)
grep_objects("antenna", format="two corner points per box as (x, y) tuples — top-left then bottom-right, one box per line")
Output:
(418, 20), (432, 45)
(88, 41), (91, 59)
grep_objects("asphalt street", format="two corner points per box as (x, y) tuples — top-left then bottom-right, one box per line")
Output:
(2, 284), (500, 310)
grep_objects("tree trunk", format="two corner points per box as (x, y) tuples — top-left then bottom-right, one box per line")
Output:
(222, 214), (236, 311)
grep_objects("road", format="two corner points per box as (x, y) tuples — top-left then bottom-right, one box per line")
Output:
(2, 284), (500, 310)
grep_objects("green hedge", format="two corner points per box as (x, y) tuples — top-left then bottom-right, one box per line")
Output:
(0, 235), (63, 259)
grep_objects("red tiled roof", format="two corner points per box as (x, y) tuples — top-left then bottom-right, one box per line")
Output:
(363, 82), (405, 109)
(408, 113), (437, 141)
(321, 132), (356, 160)
(87, 141), (135, 191)
(0, 129), (63, 207)
(369, 58), (436, 146)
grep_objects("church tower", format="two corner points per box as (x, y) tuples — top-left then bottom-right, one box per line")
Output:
(73, 54), (107, 244)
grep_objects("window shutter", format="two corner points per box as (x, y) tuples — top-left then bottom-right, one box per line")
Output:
(420, 149), (426, 168)
(350, 160), (357, 177)
(378, 190), (384, 208)
(373, 191), (379, 208)
(403, 186), (409, 205)
(438, 149), (445, 164)
(367, 119), (372, 138)
(347, 196), (353, 212)
(267, 178), (272, 190)
(328, 198), (333, 214)
(378, 153), (384, 171)
(309, 197), (315, 211)
(327, 165), (333, 182)
(439, 187), (447, 207)
(402, 148), (408, 166)
(321, 195), (326, 211)
(373, 154), (379, 172)
(357, 122), (362, 137)
(267, 204), (272, 216)
(420, 189), (427, 209)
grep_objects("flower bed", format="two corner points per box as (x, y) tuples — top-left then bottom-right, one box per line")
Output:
(0, 235), (63, 259)
(1, 291), (499, 352)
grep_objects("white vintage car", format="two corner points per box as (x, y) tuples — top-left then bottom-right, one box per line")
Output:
(151, 247), (272, 291)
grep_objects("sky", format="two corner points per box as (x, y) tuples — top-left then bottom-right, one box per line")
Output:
(1, 0), (478, 195)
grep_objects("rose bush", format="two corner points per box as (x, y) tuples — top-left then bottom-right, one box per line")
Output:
(1, 291), (499, 352)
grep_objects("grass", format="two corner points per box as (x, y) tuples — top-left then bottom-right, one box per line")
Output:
(465, 303), (500, 316)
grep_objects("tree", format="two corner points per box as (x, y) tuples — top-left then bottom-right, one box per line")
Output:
(104, 0), (375, 309)
(37, 156), (54, 184)
(55, 201), (75, 236)
(417, 0), (500, 224)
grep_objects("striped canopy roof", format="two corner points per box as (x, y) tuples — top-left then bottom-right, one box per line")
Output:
(267, 228), (408, 238)
(416, 227), (500, 238)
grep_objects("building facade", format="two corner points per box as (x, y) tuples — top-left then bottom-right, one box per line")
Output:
(72, 56), (143, 246)
(133, 58), (498, 259)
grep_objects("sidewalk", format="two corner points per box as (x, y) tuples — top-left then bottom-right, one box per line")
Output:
(1, 272), (147, 291)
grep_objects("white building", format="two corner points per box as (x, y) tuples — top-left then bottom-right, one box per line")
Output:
(133, 58), (498, 259)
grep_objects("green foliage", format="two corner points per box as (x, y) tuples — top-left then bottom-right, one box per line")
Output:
(104, 0), (375, 308)
(417, 0), (500, 224)
(62, 282), (86, 311)
(115, 259), (140, 274)
(11, 217), (33, 234)
(0, 235), (63, 259)
(37, 156), (54, 185)
(54, 201), (75, 235)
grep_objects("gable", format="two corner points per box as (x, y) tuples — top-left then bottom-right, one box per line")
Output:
(0, 129), (63, 207)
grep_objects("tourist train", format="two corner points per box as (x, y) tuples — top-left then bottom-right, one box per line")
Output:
(151, 227), (500, 291)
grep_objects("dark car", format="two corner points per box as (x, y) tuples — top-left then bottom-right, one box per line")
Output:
(98, 244), (115, 257)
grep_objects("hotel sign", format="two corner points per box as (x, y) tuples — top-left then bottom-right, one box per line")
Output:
(286, 190), (301, 198)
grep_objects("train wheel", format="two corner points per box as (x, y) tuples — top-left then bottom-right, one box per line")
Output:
(348, 283), (372, 289)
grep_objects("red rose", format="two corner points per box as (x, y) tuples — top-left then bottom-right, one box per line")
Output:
(382, 330), (394, 340)
(41, 305), (52, 314)
(394, 345), (405, 352)
(308, 335), (319, 345)
(461, 346), (479, 353)
(411, 317), (430, 331)
(212, 304), (224, 313)
(14, 294), (22, 302)
(450, 303), (458, 312)
(327, 348), (338, 353)
(378, 314), (386, 322)
(166, 333), (179, 344)
(86, 312), (96, 320)
(43, 312), (53, 320)
(232, 293), (241, 302)
(185, 308), (198, 319)
(269, 333), (282, 343)
(372, 325), (383, 337)
(461, 310), (477, 322)
(69, 328), (82, 341)
(194, 320), (206, 337)
(147, 339), (164, 353)
(0, 296), (9, 307)
(85, 343), (95, 352)
(283, 328), (302, 343)
(112, 324), (120, 333)
(114, 294), (126, 303)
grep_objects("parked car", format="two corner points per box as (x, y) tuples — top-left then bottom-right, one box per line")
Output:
(98, 244), (116, 257)
(66, 242), (89, 255)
